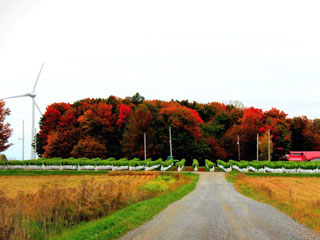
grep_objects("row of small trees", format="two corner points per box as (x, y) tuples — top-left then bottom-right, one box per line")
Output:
(217, 160), (320, 173)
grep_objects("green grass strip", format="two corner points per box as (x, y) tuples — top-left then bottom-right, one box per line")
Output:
(225, 170), (238, 183)
(52, 173), (199, 240)
(0, 170), (109, 176)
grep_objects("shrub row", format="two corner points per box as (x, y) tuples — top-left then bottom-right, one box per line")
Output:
(0, 158), (224, 172)
(217, 160), (320, 173)
(0, 158), (179, 171)
(146, 158), (162, 167)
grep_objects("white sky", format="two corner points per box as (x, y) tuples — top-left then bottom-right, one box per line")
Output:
(1, 0), (320, 159)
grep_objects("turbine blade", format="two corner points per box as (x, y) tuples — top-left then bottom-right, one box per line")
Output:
(34, 101), (43, 116)
(1, 93), (30, 100)
(32, 63), (44, 94)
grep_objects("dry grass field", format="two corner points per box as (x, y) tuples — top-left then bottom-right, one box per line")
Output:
(232, 174), (320, 233)
(0, 171), (189, 240)
(0, 172), (156, 198)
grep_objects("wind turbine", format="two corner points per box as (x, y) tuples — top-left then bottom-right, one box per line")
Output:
(1, 63), (44, 159)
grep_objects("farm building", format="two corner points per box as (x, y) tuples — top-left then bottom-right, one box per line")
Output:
(285, 151), (320, 161)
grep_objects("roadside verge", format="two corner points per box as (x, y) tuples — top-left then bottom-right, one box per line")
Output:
(53, 173), (199, 240)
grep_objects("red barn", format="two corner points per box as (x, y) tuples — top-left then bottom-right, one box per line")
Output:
(285, 151), (320, 162)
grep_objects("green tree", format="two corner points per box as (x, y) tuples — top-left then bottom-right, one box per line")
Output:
(290, 116), (315, 150)
(128, 92), (145, 105)
(314, 119), (320, 134)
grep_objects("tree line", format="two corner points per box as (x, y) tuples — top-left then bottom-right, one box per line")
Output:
(34, 93), (320, 165)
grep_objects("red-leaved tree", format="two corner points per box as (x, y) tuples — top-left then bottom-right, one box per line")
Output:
(0, 101), (12, 152)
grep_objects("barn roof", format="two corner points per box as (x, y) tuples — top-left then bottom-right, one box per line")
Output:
(286, 151), (320, 161)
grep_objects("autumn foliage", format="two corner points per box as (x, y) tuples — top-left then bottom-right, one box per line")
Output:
(36, 94), (320, 164)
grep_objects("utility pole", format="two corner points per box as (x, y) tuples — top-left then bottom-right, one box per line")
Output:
(257, 133), (259, 161)
(35, 128), (37, 160)
(169, 126), (173, 158)
(22, 121), (24, 161)
(237, 135), (241, 161)
(268, 129), (271, 161)
(31, 97), (36, 159)
(144, 132), (147, 161)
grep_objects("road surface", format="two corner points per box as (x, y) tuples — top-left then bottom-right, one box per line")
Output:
(120, 172), (320, 240)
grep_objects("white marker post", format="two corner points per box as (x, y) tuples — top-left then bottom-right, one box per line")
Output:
(169, 126), (173, 158)
(257, 133), (259, 161)
(268, 130), (271, 161)
(22, 121), (24, 161)
(144, 132), (147, 161)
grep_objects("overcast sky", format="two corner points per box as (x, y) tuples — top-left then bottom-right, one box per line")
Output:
(1, 0), (320, 159)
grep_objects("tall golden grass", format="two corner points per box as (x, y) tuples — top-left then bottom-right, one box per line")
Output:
(0, 171), (187, 240)
(0, 172), (154, 198)
(234, 174), (320, 233)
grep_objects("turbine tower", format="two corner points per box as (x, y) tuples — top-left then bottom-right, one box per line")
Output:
(1, 63), (44, 159)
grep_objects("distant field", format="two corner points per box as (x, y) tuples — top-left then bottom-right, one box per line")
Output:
(228, 172), (320, 233)
(0, 172), (155, 198)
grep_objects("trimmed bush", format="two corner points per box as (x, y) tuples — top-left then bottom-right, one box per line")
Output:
(205, 159), (214, 169)
(147, 158), (162, 167)
(162, 159), (174, 168)
(176, 159), (186, 168)
(192, 159), (199, 168)
(217, 160), (231, 169)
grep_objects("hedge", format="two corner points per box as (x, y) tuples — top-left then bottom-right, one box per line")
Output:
(217, 160), (320, 173)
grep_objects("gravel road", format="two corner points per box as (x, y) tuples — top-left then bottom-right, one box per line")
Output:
(120, 172), (320, 240)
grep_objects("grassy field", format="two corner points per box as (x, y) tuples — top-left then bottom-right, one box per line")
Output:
(0, 171), (194, 240)
(227, 171), (320, 233)
(0, 169), (111, 176)
(0, 172), (155, 198)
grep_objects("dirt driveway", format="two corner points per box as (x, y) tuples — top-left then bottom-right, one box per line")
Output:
(120, 172), (320, 240)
